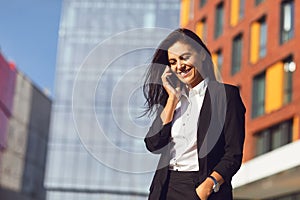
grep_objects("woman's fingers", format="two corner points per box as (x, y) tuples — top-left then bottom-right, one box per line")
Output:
(161, 66), (173, 86)
(161, 66), (181, 100)
(161, 66), (172, 81)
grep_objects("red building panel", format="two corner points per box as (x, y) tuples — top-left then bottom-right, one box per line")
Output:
(0, 52), (16, 150)
(184, 0), (300, 162)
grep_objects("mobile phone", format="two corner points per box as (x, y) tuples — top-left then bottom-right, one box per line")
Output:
(166, 70), (178, 89)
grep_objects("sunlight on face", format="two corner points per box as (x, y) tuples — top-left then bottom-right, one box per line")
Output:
(167, 41), (205, 88)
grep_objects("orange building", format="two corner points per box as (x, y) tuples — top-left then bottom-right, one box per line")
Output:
(180, 0), (300, 199)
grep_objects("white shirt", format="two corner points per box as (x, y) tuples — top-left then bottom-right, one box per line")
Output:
(169, 78), (208, 171)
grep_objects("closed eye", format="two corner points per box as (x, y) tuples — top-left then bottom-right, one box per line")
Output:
(169, 53), (191, 65)
(180, 53), (191, 60)
(169, 59), (177, 65)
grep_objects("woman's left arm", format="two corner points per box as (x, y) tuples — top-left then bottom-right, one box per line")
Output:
(196, 86), (245, 199)
(213, 86), (246, 184)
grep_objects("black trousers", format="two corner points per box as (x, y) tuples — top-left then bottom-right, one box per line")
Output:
(160, 170), (201, 200)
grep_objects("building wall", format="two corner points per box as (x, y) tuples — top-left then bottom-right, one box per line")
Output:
(180, 0), (300, 199)
(21, 76), (52, 200)
(45, 0), (180, 200)
(0, 72), (32, 192)
(0, 53), (16, 151)
(180, 0), (299, 161)
(0, 52), (52, 200)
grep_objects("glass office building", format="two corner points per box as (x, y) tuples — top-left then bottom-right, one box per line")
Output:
(45, 0), (180, 199)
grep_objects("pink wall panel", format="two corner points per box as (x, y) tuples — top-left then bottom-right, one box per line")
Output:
(0, 53), (16, 150)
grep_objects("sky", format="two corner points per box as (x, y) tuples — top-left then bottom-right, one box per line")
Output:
(0, 0), (62, 97)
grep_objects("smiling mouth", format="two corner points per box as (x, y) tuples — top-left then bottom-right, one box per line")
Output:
(178, 68), (192, 78)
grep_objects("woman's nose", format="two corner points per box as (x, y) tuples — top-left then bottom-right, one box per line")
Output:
(177, 60), (185, 70)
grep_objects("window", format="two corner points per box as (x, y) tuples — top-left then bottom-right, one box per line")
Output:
(231, 34), (243, 75)
(195, 18), (207, 42)
(259, 17), (267, 58)
(280, 0), (294, 44)
(230, 0), (245, 26)
(283, 56), (295, 104)
(255, 0), (264, 6)
(199, 0), (207, 8)
(255, 119), (293, 156)
(252, 56), (295, 118)
(189, 0), (194, 20)
(252, 72), (265, 118)
(212, 50), (223, 81)
(265, 57), (295, 113)
(180, 0), (191, 26)
(250, 16), (267, 64)
(256, 130), (270, 156)
(239, 0), (245, 19)
(181, 0), (194, 26)
(214, 2), (224, 38)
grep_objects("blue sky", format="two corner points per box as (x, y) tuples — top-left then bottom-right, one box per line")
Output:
(0, 0), (62, 97)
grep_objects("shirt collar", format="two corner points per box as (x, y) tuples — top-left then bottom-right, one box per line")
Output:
(179, 78), (209, 99)
(189, 77), (209, 97)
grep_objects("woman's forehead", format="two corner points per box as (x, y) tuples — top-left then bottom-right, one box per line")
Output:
(168, 42), (194, 55)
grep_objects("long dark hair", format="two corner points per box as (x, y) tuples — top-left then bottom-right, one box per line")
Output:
(143, 28), (216, 116)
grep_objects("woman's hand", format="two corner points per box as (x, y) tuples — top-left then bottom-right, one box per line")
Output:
(161, 66), (181, 102)
(195, 178), (214, 200)
(160, 66), (181, 124)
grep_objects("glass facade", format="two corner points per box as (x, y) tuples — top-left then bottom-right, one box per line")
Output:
(45, 0), (180, 200)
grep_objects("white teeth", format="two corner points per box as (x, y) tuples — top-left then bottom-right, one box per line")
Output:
(180, 68), (191, 75)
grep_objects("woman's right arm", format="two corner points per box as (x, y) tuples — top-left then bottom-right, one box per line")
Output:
(144, 66), (180, 154)
(144, 98), (178, 154)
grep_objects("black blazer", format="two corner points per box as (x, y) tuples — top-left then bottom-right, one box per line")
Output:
(144, 81), (246, 200)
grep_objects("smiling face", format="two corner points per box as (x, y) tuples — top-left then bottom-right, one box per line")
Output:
(167, 41), (205, 88)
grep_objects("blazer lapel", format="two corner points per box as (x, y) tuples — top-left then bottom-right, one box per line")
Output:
(197, 87), (211, 151)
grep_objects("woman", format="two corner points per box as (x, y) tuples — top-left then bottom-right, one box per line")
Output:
(143, 28), (246, 200)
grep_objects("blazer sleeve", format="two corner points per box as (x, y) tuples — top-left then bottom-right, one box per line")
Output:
(213, 86), (246, 184)
(144, 109), (172, 154)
